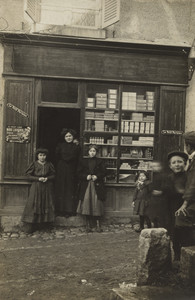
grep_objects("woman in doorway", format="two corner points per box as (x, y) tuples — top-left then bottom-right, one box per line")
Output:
(55, 128), (80, 216)
(77, 144), (106, 232)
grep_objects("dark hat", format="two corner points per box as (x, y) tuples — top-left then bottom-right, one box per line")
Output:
(183, 131), (195, 146)
(167, 151), (188, 162)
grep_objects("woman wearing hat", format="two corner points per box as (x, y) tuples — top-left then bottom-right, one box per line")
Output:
(55, 128), (80, 216)
(166, 151), (188, 260)
(76, 144), (106, 232)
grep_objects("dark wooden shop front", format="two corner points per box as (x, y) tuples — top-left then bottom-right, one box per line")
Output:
(0, 33), (190, 217)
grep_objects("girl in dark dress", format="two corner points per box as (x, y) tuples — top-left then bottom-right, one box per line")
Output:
(22, 148), (55, 233)
(77, 145), (106, 232)
(55, 128), (80, 216)
(132, 171), (151, 232)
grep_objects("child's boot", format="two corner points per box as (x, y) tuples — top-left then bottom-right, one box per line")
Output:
(96, 219), (103, 233)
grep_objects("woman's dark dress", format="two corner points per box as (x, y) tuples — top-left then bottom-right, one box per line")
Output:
(22, 161), (55, 223)
(55, 141), (80, 215)
(77, 157), (106, 216)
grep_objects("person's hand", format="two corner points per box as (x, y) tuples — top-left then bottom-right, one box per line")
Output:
(92, 175), (97, 181)
(42, 177), (48, 182)
(152, 190), (162, 196)
(39, 177), (45, 182)
(175, 204), (188, 217)
(73, 139), (79, 145)
(132, 202), (135, 208)
(87, 175), (92, 181)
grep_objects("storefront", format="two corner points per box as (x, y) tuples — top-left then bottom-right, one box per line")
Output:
(0, 33), (190, 218)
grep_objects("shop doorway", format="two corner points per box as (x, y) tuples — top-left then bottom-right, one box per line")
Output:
(37, 107), (81, 164)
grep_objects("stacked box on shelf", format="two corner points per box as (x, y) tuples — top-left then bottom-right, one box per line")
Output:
(140, 122), (145, 133)
(108, 89), (117, 109)
(131, 113), (143, 121)
(86, 97), (95, 108)
(121, 136), (132, 145)
(146, 91), (155, 110)
(131, 136), (154, 146)
(114, 113), (119, 119)
(85, 111), (95, 118)
(136, 99), (147, 110)
(96, 93), (107, 108)
(122, 92), (136, 110)
(134, 121), (139, 133)
(95, 120), (104, 131)
(150, 123), (154, 134)
(104, 110), (115, 119)
(143, 115), (154, 121)
(94, 112), (105, 119)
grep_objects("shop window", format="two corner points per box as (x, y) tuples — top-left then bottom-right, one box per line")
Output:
(41, 79), (78, 103)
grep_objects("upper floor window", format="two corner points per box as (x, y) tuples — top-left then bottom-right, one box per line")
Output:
(25, 0), (120, 29)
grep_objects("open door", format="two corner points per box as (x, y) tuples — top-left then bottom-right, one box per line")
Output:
(37, 107), (81, 164)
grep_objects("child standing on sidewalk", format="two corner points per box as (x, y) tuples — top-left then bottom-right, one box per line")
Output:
(132, 171), (151, 232)
(76, 144), (106, 232)
(22, 148), (55, 233)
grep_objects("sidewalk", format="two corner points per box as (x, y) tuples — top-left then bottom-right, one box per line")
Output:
(0, 224), (138, 300)
(0, 225), (194, 300)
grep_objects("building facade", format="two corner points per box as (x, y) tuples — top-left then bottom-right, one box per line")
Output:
(0, 0), (194, 225)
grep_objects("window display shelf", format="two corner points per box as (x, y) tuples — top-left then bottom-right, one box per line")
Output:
(83, 82), (157, 184)
(84, 130), (118, 134)
(120, 144), (154, 147)
(120, 157), (153, 161)
(119, 168), (152, 171)
(85, 107), (119, 111)
(85, 118), (119, 121)
(121, 109), (155, 113)
(84, 143), (118, 146)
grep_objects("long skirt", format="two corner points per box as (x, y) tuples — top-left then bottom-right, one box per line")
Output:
(77, 181), (104, 217)
(22, 181), (55, 224)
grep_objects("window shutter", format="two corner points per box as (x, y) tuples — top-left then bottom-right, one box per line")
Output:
(102, 0), (120, 28)
(26, 0), (41, 23)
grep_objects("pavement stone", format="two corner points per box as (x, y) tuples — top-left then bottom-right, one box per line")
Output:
(0, 224), (134, 240)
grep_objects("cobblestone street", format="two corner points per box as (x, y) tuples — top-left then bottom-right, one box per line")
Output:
(0, 225), (139, 300)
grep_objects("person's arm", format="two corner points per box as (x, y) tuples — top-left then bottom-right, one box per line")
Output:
(25, 162), (39, 181)
(132, 188), (138, 207)
(93, 159), (107, 181)
(46, 163), (56, 181)
(77, 159), (89, 181)
(175, 168), (195, 216)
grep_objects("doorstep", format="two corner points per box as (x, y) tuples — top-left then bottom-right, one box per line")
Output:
(0, 207), (134, 232)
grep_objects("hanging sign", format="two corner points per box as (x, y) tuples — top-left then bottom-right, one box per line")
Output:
(161, 130), (183, 135)
(7, 103), (29, 118)
(6, 126), (31, 143)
